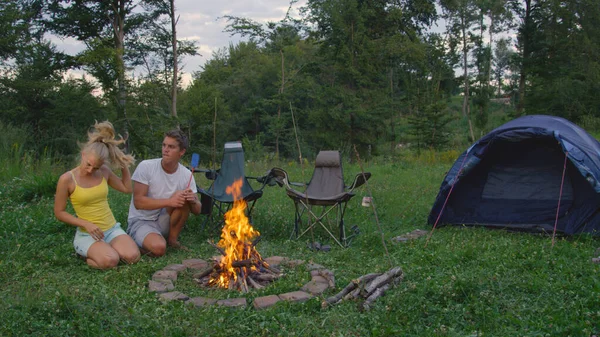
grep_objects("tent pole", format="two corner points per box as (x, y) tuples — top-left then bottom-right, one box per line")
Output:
(552, 151), (569, 248)
(426, 153), (469, 248)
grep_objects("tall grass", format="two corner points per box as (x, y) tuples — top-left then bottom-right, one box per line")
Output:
(1, 152), (599, 336)
(0, 122), (62, 202)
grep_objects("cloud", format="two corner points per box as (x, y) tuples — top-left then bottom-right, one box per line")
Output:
(49, 0), (305, 87)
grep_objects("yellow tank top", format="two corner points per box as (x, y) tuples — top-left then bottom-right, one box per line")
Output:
(69, 171), (116, 232)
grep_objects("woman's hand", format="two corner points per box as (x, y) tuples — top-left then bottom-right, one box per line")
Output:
(83, 222), (104, 241)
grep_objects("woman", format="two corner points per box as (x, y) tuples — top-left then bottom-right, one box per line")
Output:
(54, 121), (140, 269)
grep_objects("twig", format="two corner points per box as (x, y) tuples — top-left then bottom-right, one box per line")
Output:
(353, 145), (392, 268)
(289, 102), (315, 247)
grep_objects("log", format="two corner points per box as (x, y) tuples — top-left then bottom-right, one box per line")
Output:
(232, 259), (255, 268)
(352, 273), (381, 286)
(247, 276), (264, 289)
(251, 236), (262, 248)
(194, 266), (216, 280)
(323, 282), (358, 308)
(362, 267), (403, 297)
(362, 283), (391, 311)
(253, 273), (281, 282)
(207, 240), (226, 256)
(343, 287), (361, 301)
(323, 273), (382, 308)
(261, 261), (281, 274)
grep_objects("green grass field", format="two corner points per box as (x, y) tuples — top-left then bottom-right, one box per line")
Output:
(1, 156), (599, 337)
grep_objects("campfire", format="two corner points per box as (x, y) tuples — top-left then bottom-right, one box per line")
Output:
(194, 179), (282, 292)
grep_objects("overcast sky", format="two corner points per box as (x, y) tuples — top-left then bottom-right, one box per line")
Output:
(54, 0), (306, 87)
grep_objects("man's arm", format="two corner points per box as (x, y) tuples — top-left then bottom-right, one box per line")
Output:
(132, 181), (186, 210)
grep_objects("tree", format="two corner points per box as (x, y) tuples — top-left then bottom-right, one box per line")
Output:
(222, 1), (304, 158)
(46, 0), (146, 143)
(492, 37), (513, 97)
(137, 0), (198, 122)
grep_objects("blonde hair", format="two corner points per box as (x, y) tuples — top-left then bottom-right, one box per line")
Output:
(81, 121), (135, 168)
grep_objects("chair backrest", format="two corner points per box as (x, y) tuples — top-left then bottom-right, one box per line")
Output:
(305, 151), (345, 198)
(209, 141), (255, 201)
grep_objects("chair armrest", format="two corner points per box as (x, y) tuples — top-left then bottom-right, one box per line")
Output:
(347, 172), (371, 191)
(190, 168), (218, 180)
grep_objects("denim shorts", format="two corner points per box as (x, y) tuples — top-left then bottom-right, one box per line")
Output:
(127, 209), (170, 248)
(73, 223), (127, 257)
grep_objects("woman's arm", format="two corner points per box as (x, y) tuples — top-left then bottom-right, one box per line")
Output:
(53, 172), (104, 240)
(104, 164), (132, 194)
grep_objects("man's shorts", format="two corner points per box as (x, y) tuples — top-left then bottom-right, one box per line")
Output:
(73, 222), (127, 257)
(127, 209), (171, 248)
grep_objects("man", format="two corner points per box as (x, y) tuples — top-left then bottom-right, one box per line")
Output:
(127, 129), (201, 257)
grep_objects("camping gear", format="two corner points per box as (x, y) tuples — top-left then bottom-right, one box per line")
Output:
(195, 141), (273, 229)
(270, 150), (371, 247)
(187, 153), (200, 189)
(428, 115), (600, 235)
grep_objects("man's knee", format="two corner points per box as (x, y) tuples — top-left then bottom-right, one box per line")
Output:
(143, 234), (167, 257)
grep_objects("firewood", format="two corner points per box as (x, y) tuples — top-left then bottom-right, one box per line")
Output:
(232, 259), (255, 268)
(207, 240), (226, 256)
(323, 282), (358, 308)
(261, 261), (281, 274)
(323, 273), (382, 307)
(352, 273), (381, 286)
(194, 266), (216, 280)
(253, 273), (281, 282)
(344, 287), (361, 301)
(362, 284), (391, 311)
(251, 236), (262, 248)
(362, 267), (403, 297)
(247, 276), (264, 289)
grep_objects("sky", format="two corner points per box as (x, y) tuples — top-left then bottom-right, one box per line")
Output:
(54, 0), (307, 87)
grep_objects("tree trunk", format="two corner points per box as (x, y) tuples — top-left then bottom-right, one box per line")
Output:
(276, 49), (284, 159)
(517, 0), (532, 116)
(461, 14), (470, 118)
(170, 0), (178, 121)
(113, 0), (128, 151)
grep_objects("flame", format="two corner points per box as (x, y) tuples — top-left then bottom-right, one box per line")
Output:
(211, 178), (261, 288)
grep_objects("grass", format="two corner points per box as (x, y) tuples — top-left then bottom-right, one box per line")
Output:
(1, 154), (599, 336)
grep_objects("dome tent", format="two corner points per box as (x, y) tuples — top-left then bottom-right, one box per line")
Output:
(428, 115), (600, 235)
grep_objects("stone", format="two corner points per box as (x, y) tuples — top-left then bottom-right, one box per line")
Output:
(253, 295), (281, 310)
(310, 269), (334, 278)
(310, 275), (329, 284)
(216, 298), (247, 308)
(264, 256), (288, 267)
(391, 229), (428, 243)
(592, 257), (600, 264)
(301, 280), (329, 295)
(163, 264), (187, 272)
(285, 259), (305, 267)
(187, 297), (218, 307)
(306, 262), (325, 270)
(158, 291), (189, 302)
(183, 259), (208, 270)
(279, 291), (312, 303)
(152, 270), (177, 282)
(148, 280), (174, 293)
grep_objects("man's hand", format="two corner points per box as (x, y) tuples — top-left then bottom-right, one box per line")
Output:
(183, 188), (200, 205)
(168, 190), (187, 208)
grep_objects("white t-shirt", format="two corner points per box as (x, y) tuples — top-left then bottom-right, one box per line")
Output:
(127, 158), (198, 221)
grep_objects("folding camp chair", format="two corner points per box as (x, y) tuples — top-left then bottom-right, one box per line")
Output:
(195, 141), (272, 230)
(270, 150), (371, 248)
